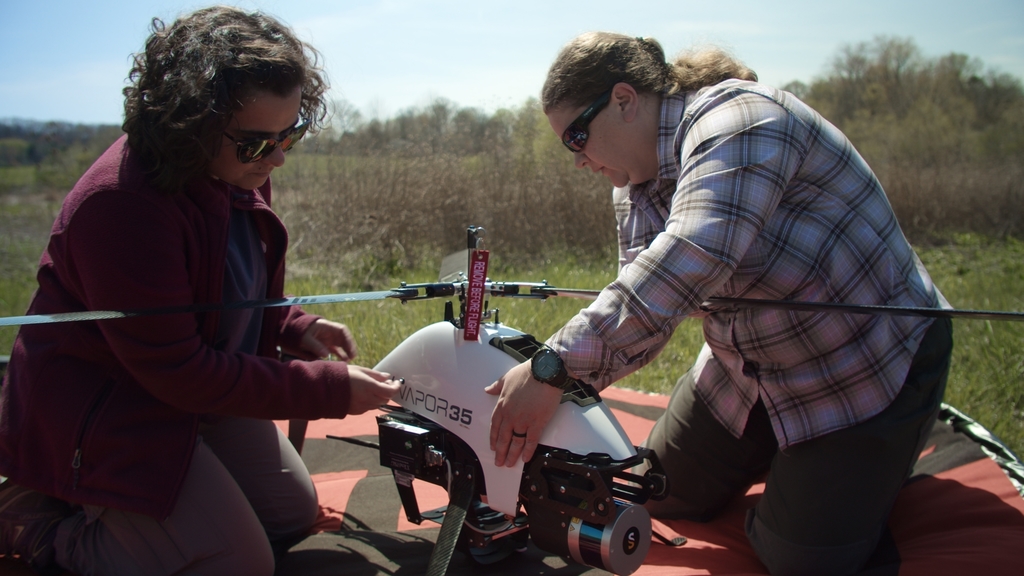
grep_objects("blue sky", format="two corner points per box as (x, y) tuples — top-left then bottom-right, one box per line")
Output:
(2, 0), (1022, 125)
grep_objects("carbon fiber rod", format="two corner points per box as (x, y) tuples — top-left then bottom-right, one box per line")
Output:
(702, 297), (1024, 322)
(528, 287), (1024, 322)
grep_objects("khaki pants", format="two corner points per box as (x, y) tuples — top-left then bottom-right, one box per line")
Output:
(53, 417), (318, 576)
(643, 318), (952, 576)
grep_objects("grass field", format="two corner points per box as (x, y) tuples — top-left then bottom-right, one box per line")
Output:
(282, 235), (1024, 458)
(0, 166), (35, 194)
(1, 216), (1021, 458)
(915, 235), (1024, 457)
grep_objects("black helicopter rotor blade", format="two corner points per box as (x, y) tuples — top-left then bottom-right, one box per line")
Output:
(526, 286), (1024, 322)
(529, 286), (603, 299)
(701, 297), (1024, 322)
(1, 282), (1021, 328)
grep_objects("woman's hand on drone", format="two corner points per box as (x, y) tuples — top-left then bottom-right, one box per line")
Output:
(347, 365), (402, 415)
(486, 361), (562, 467)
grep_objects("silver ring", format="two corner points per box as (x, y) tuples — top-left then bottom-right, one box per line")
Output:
(511, 430), (527, 438)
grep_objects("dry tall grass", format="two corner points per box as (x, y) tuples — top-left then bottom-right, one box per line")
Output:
(879, 161), (1024, 239)
(272, 147), (1024, 290)
(274, 148), (617, 288)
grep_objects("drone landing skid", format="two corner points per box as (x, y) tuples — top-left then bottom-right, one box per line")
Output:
(417, 485), (531, 572)
(425, 463), (475, 576)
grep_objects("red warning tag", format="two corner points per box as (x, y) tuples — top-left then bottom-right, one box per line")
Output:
(463, 249), (489, 341)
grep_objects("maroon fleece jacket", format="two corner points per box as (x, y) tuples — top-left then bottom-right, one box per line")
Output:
(0, 136), (352, 518)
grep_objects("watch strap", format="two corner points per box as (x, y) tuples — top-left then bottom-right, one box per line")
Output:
(532, 346), (577, 390)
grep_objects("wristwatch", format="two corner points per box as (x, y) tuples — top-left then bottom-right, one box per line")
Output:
(530, 346), (576, 390)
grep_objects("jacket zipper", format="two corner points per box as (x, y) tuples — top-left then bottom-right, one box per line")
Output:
(72, 385), (112, 489)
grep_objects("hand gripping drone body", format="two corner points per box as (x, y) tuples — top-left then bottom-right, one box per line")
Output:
(366, 228), (671, 575)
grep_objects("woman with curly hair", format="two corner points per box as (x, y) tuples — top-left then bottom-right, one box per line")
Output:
(0, 7), (399, 575)
(488, 32), (952, 575)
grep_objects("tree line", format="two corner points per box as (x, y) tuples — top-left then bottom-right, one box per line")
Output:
(788, 37), (1023, 238)
(0, 120), (123, 167)
(2, 36), (1021, 253)
(786, 36), (1023, 162)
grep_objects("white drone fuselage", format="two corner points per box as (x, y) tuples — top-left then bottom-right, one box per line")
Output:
(374, 320), (637, 517)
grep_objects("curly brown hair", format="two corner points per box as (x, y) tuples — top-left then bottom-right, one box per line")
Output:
(122, 6), (329, 194)
(541, 32), (757, 113)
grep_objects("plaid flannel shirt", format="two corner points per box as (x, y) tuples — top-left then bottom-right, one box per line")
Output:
(548, 80), (942, 448)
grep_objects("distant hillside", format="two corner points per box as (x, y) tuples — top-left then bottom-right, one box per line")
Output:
(0, 118), (122, 167)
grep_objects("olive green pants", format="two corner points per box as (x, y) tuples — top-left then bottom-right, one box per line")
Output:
(643, 318), (952, 576)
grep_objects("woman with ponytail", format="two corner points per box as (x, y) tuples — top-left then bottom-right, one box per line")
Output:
(488, 32), (951, 576)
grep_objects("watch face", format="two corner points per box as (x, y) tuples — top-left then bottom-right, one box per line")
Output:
(532, 349), (562, 381)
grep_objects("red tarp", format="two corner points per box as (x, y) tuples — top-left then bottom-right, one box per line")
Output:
(3, 387), (1022, 575)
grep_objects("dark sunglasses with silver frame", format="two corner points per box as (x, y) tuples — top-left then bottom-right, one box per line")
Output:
(224, 118), (310, 164)
(561, 90), (612, 152)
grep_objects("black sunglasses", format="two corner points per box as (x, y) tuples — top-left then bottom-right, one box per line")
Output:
(561, 90), (612, 152)
(224, 119), (310, 164)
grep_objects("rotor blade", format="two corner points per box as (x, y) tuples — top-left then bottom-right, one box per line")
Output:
(437, 249), (471, 282)
(4, 285), (1021, 328)
(530, 286), (602, 300)
(703, 297), (1024, 322)
(502, 285), (1024, 321)
(0, 289), (411, 328)
(527, 286), (1024, 322)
